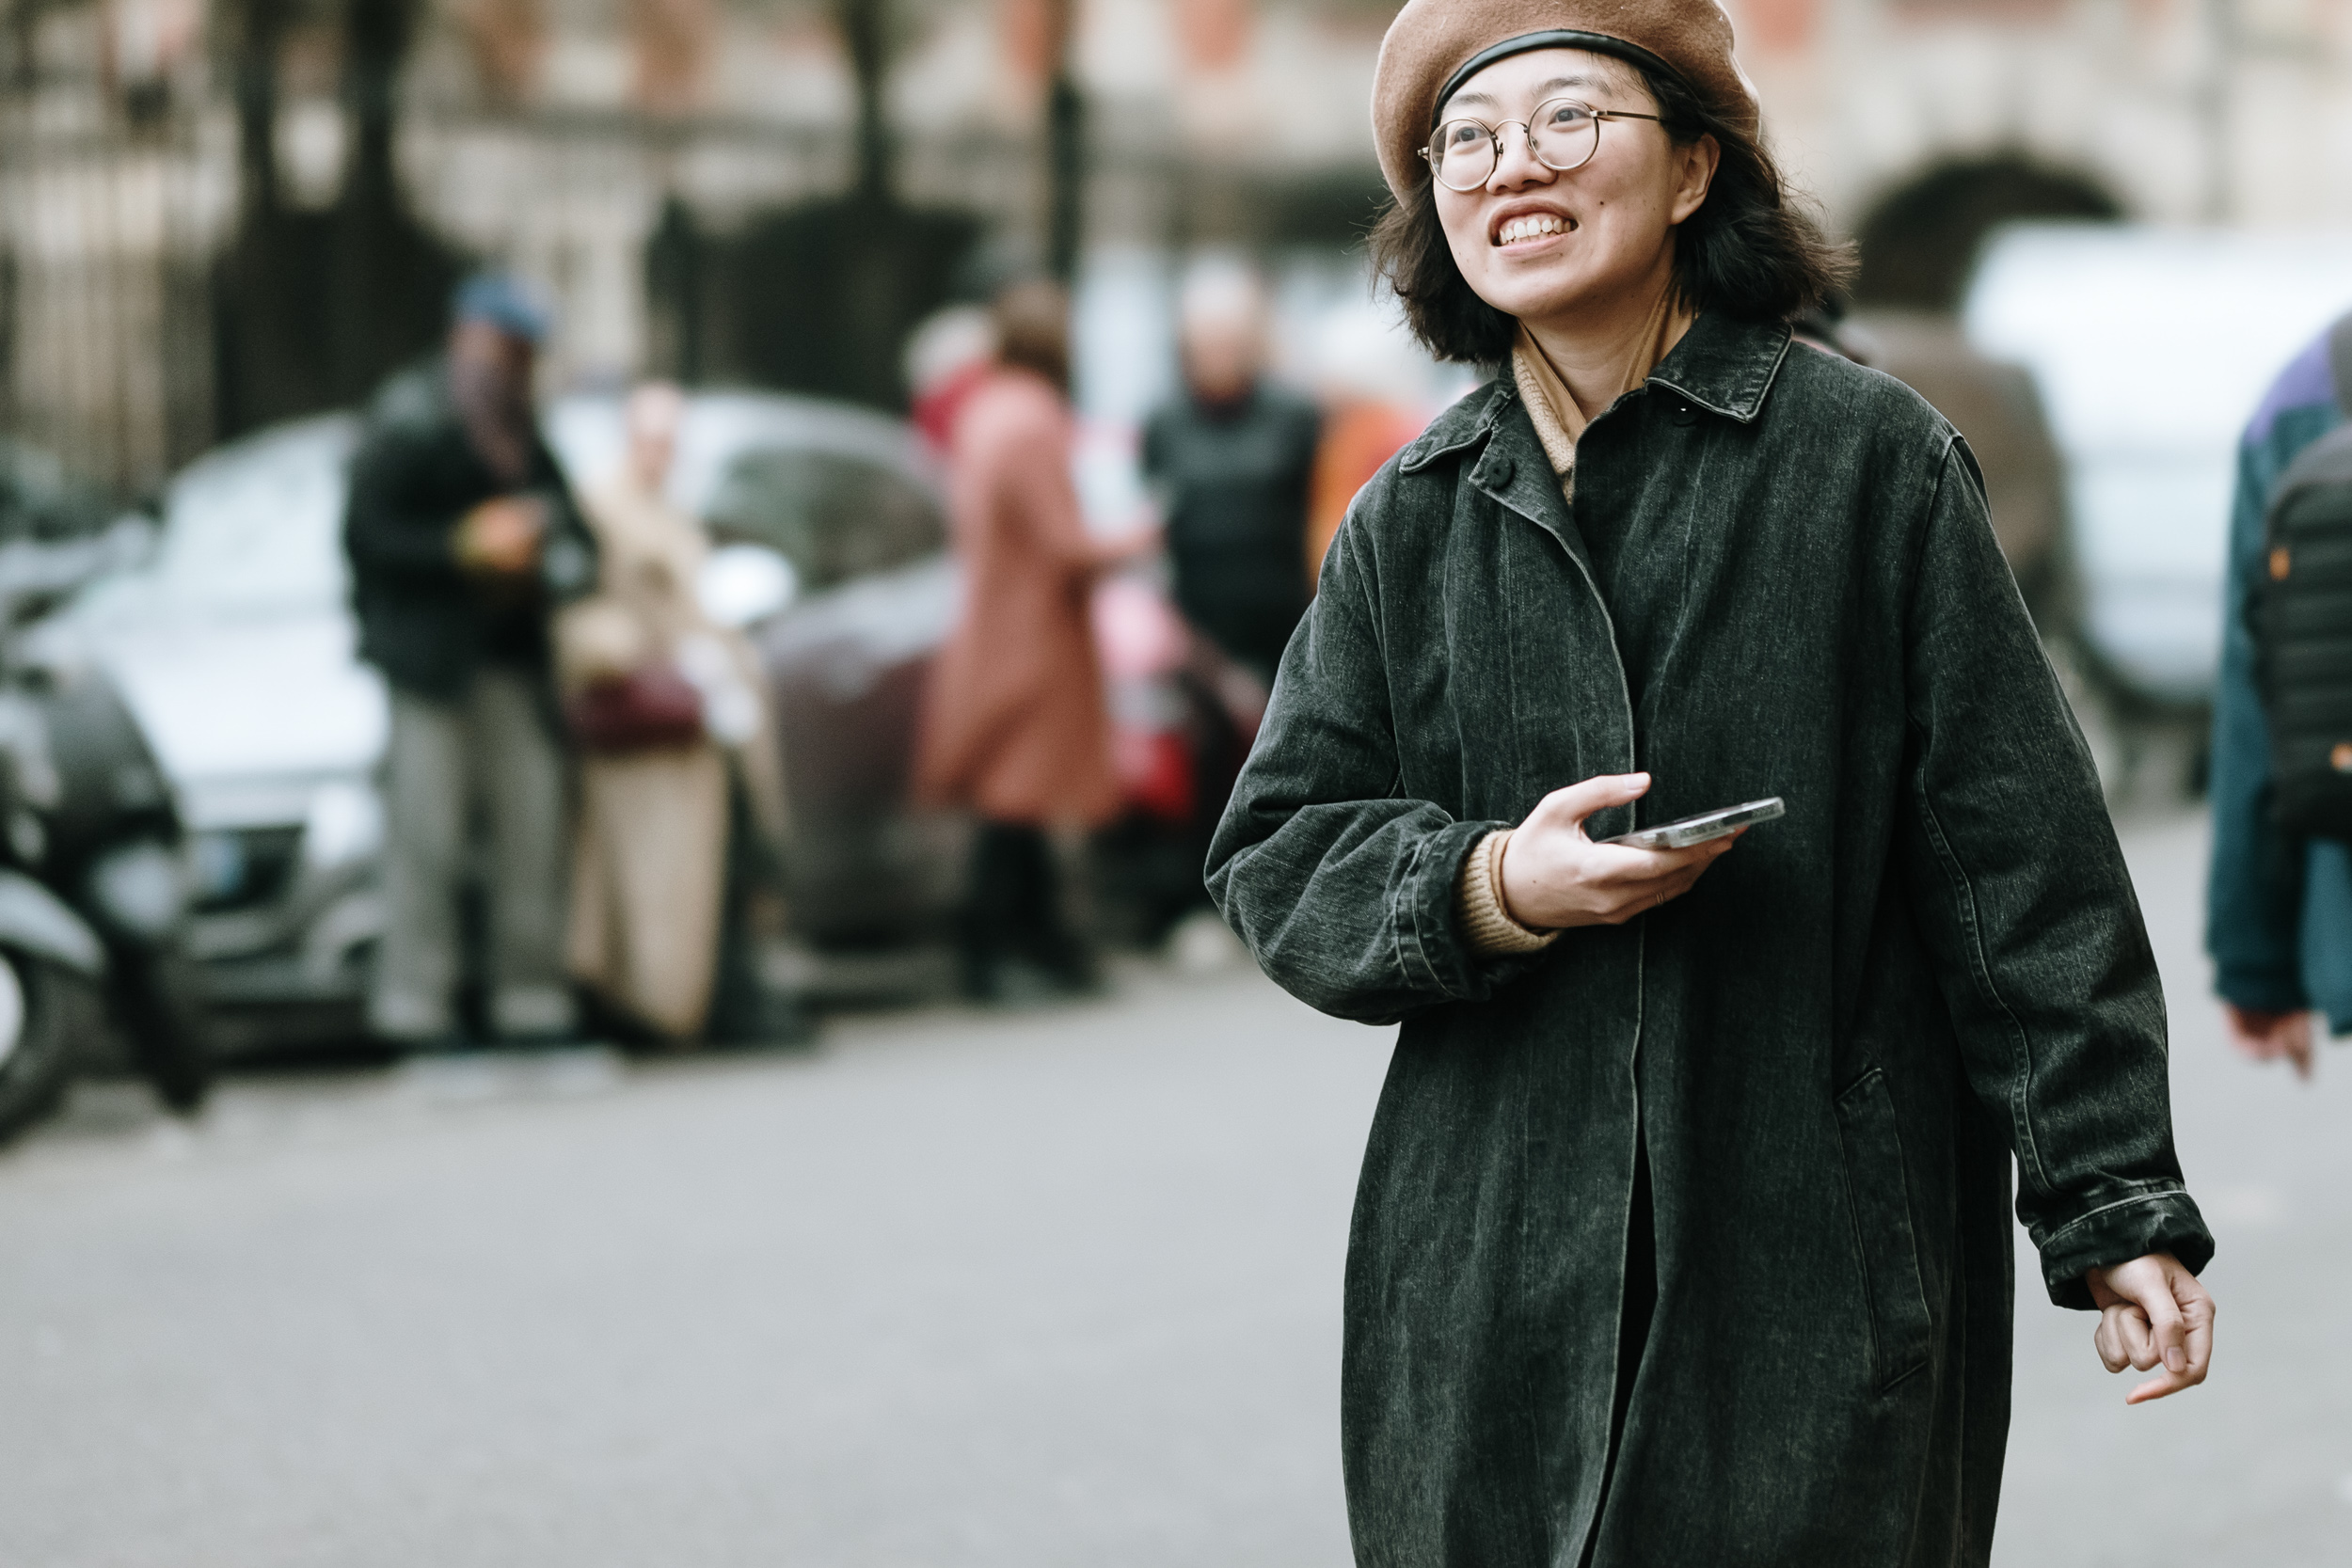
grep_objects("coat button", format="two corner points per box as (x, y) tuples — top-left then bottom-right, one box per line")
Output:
(1673, 403), (1697, 427)
(1489, 455), (1515, 485)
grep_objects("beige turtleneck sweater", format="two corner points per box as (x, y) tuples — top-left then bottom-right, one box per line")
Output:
(1454, 300), (1693, 957)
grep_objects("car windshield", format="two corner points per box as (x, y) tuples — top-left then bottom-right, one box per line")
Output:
(66, 399), (942, 626)
(147, 423), (355, 612)
(64, 420), (357, 626)
(704, 448), (944, 594)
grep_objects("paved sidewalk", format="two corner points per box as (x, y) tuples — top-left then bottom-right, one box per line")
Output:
(1996, 810), (2352, 1567)
(0, 811), (2342, 1566)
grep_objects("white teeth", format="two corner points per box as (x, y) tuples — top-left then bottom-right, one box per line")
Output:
(1498, 214), (1567, 244)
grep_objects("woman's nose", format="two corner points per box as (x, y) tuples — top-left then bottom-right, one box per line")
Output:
(1486, 125), (1554, 191)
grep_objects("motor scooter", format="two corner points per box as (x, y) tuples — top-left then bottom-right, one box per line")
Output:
(0, 529), (212, 1141)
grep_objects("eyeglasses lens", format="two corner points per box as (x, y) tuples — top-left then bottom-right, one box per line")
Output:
(1428, 102), (1599, 191)
(1431, 122), (1494, 190)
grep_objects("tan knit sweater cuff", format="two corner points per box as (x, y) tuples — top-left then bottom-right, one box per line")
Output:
(1456, 829), (1562, 957)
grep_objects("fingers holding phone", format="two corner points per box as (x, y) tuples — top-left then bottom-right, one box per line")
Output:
(1498, 772), (1749, 930)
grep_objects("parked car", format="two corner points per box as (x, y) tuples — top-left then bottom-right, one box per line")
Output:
(1962, 225), (2352, 711)
(547, 393), (970, 946)
(22, 392), (969, 1048)
(31, 384), (1232, 1048)
(24, 417), (389, 1050)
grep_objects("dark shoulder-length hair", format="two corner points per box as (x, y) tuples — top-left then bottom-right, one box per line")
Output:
(1370, 62), (1854, 365)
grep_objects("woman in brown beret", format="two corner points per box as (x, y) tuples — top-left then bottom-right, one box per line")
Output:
(1207, 2), (2217, 1563)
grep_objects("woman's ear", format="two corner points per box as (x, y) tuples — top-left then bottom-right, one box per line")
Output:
(1669, 134), (1722, 226)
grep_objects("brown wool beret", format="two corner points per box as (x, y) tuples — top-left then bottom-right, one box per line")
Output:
(1371, 0), (1759, 200)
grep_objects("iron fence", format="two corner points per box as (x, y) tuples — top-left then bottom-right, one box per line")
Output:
(0, 67), (1377, 504)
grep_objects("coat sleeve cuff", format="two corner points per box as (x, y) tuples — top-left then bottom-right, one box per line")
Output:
(1394, 818), (1541, 1000)
(2033, 1188), (2216, 1310)
(2214, 961), (2308, 1015)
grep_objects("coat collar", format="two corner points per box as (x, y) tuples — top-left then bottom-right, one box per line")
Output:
(1645, 310), (1794, 424)
(1394, 376), (1595, 587)
(1398, 378), (1512, 475)
(1396, 309), (1795, 478)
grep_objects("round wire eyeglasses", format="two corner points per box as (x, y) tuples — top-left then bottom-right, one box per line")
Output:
(1422, 98), (1662, 192)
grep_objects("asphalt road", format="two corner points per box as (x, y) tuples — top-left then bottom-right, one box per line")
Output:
(1, 809), (2345, 1567)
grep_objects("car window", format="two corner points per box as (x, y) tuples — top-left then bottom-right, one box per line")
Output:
(703, 449), (943, 594)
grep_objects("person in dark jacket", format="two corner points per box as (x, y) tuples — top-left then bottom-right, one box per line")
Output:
(344, 274), (596, 1049)
(2206, 315), (2352, 1078)
(1142, 264), (1322, 684)
(1206, 4), (2217, 1564)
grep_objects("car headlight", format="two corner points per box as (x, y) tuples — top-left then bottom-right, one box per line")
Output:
(87, 839), (187, 941)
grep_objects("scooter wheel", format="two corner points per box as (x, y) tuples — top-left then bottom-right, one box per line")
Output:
(0, 950), (92, 1144)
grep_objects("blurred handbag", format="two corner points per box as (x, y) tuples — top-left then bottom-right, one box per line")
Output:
(565, 664), (705, 753)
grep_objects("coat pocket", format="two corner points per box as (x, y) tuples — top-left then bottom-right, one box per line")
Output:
(1834, 1067), (1933, 1391)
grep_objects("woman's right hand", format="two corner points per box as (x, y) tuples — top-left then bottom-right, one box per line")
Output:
(1497, 772), (1741, 929)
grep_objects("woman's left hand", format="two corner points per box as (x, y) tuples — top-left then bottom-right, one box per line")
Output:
(2086, 1252), (2214, 1403)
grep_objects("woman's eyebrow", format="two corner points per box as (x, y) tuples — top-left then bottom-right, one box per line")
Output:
(1448, 73), (1602, 113)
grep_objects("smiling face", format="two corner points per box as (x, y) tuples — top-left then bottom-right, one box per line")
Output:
(1431, 47), (1718, 334)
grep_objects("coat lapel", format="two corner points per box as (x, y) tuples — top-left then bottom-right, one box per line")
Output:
(1467, 387), (1640, 827)
(1470, 389), (1596, 582)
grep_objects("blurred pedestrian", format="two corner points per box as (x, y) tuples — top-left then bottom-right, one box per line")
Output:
(1211, 5), (2216, 1562)
(2208, 311), (2352, 1080)
(904, 304), (998, 460)
(1143, 264), (1321, 684)
(914, 280), (1156, 999)
(343, 273), (597, 1050)
(557, 383), (791, 1045)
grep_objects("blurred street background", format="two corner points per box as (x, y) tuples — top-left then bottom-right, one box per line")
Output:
(2, 811), (2347, 1567)
(3, 0), (2352, 1560)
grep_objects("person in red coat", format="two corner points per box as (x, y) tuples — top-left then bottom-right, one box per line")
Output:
(914, 281), (1157, 997)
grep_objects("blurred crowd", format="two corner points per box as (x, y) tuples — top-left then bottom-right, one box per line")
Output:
(345, 277), (793, 1053)
(900, 261), (1432, 1001)
(326, 254), (1445, 1052)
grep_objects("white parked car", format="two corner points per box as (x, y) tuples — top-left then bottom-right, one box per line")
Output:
(26, 391), (962, 1051)
(1963, 225), (2352, 707)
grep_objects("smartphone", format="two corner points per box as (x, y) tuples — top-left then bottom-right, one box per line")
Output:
(1601, 797), (1785, 850)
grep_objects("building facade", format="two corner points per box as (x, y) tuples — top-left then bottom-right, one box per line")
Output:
(2, 0), (2347, 492)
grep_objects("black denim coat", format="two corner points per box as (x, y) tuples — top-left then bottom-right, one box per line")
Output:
(1207, 313), (2213, 1568)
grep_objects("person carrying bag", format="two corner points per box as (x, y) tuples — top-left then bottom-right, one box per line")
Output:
(558, 383), (789, 1043)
